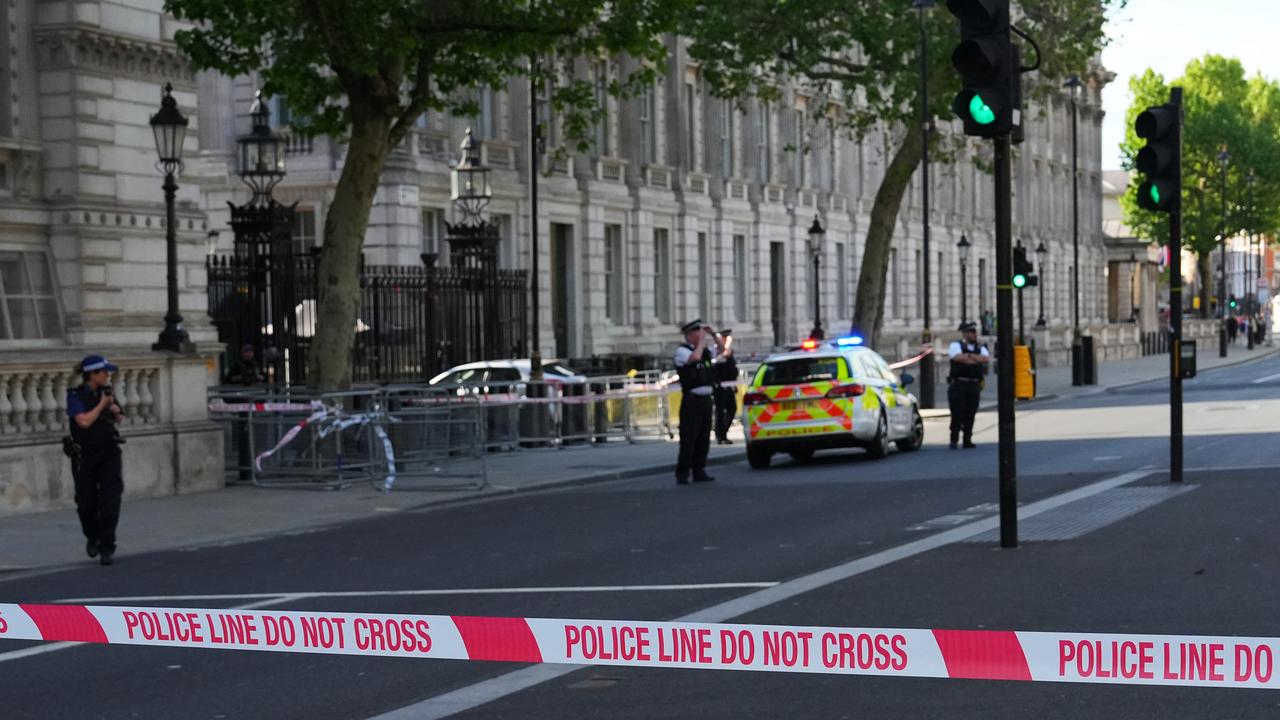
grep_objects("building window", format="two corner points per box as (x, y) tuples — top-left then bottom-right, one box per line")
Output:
(836, 243), (848, 319)
(721, 99), (735, 178)
(733, 234), (747, 321)
(421, 208), (445, 257)
(686, 82), (698, 170)
(757, 100), (771, 184)
(890, 248), (901, 319)
(937, 250), (947, 320)
(0, 250), (62, 340)
(493, 214), (513, 268)
(697, 231), (709, 318)
(654, 228), (671, 322)
(270, 95), (292, 129)
(470, 87), (495, 139)
(792, 109), (806, 188)
(292, 206), (318, 255)
(639, 86), (656, 165)
(604, 224), (624, 320)
(594, 61), (611, 157)
(914, 249), (923, 319)
(827, 124), (839, 193)
(979, 257), (989, 317)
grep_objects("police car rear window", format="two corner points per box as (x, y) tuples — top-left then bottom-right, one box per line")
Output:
(759, 357), (846, 386)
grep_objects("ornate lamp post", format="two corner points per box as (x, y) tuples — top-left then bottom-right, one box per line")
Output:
(1035, 241), (1048, 327)
(957, 234), (971, 325)
(807, 215), (826, 339)
(449, 128), (501, 360)
(1218, 144), (1230, 357)
(150, 83), (193, 353)
(239, 91), (286, 204)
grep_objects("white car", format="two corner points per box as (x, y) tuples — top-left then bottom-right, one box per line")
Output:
(741, 339), (924, 468)
(428, 359), (586, 394)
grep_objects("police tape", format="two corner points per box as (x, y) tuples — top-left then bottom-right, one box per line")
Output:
(2, 603), (1277, 689)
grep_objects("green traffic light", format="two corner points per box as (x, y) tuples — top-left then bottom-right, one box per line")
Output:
(968, 94), (996, 125)
(1013, 274), (1027, 289)
(1149, 185), (1160, 205)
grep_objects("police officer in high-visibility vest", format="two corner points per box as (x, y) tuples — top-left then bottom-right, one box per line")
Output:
(947, 322), (990, 449)
(674, 319), (721, 484)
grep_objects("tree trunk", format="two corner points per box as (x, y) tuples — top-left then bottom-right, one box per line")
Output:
(851, 127), (923, 349)
(1197, 252), (1212, 319)
(309, 111), (394, 390)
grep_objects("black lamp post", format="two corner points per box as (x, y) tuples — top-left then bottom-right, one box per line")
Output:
(1129, 251), (1139, 322)
(807, 215), (826, 339)
(1065, 74), (1083, 385)
(239, 91), (287, 204)
(914, 0), (937, 409)
(957, 234), (971, 325)
(1218, 144), (1230, 357)
(1247, 168), (1256, 350)
(150, 83), (193, 353)
(449, 128), (502, 359)
(1035, 241), (1048, 327)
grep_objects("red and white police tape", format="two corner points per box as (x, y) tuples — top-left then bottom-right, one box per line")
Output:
(2, 603), (1277, 689)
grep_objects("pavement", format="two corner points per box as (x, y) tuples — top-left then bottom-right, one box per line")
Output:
(1, 339), (1276, 578)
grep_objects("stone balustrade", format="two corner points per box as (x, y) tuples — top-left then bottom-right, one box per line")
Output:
(0, 363), (166, 436)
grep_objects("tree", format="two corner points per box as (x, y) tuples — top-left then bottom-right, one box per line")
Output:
(1120, 56), (1280, 317)
(168, 0), (682, 390)
(682, 0), (1119, 347)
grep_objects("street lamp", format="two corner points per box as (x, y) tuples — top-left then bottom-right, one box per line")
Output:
(1065, 74), (1083, 384)
(451, 127), (493, 226)
(1035, 241), (1048, 327)
(1218, 144), (1230, 357)
(807, 215), (826, 339)
(957, 234), (971, 324)
(150, 83), (193, 353)
(238, 91), (286, 204)
(1247, 168), (1256, 350)
(915, 0), (937, 409)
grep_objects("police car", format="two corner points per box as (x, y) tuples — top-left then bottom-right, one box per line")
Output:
(741, 337), (924, 468)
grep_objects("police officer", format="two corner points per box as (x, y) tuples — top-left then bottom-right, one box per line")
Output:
(674, 319), (720, 484)
(947, 322), (990, 449)
(66, 355), (126, 565)
(712, 328), (738, 444)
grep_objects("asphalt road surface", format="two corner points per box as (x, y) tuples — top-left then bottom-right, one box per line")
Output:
(3, 353), (1280, 719)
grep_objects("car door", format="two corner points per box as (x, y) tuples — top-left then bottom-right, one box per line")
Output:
(870, 354), (911, 436)
(846, 352), (889, 436)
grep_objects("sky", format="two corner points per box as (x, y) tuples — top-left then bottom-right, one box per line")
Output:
(1100, 0), (1280, 170)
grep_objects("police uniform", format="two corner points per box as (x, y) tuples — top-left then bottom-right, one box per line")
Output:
(674, 319), (716, 484)
(947, 323), (989, 449)
(66, 355), (125, 564)
(712, 337), (738, 444)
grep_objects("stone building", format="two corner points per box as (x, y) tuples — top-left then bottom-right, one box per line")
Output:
(2, 3), (1118, 514)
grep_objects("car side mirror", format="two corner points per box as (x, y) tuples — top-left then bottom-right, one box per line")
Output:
(899, 373), (915, 387)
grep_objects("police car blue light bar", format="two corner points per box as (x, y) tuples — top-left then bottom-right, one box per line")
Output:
(834, 336), (864, 347)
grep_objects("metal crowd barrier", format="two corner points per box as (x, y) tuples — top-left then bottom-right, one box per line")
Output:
(209, 370), (708, 492)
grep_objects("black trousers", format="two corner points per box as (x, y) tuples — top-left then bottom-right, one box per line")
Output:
(677, 394), (714, 477)
(948, 383), (982, 442)
(74, 450), (123, 552)
(713, 385), (738, 440)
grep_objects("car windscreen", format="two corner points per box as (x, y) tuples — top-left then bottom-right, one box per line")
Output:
(758, 357), (846, 386)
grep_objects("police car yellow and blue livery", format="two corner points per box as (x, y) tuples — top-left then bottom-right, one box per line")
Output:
(741, 340), (924, 468)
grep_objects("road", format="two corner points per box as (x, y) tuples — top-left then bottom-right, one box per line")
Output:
(3, 352), (1280, 719)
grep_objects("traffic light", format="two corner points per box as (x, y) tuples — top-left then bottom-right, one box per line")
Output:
(1134, 102), (1180, 213)
(1229, 295), (1238, 310)
(1013, 243), (1032, 288)
(946, 0), (1017, 137)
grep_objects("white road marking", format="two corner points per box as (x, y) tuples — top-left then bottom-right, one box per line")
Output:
(1252, 372), (1280, 384)
(369, 469), (1154, 720)
(60, 583), (778, 605)
(1093, 456), (1122, 461)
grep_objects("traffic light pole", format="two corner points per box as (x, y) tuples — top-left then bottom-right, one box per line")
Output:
(994, 133), (1017, 548)
(917, 2), (936, 411)
(1168, 88), (1184, 484)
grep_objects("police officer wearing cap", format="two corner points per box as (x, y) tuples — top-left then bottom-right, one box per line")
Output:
(947, 322), (990, 449)
(66, 354), (126, 565)
(674, 319), (722, 484)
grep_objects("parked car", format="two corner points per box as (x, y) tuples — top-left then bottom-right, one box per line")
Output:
(741, 339), (923, 468)
(427, 359), (586, 395)
(428, 360), (590, 447)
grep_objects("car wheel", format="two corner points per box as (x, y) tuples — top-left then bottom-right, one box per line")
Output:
(788, 449), (815, 462)
(866, 411), (890, 459)
(896, 410), (924, 452)
(747, 445), (772, 469)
